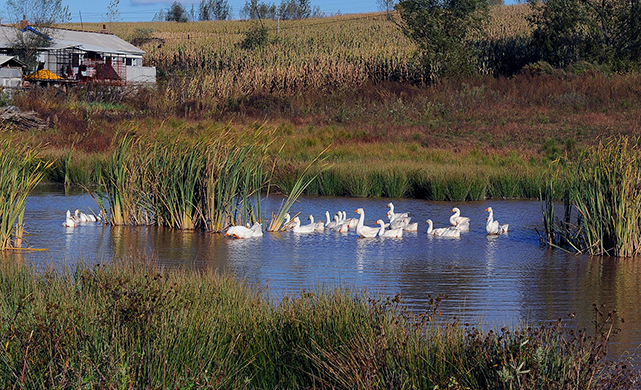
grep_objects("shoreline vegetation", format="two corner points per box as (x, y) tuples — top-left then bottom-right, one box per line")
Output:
(0, 260), (636, 389)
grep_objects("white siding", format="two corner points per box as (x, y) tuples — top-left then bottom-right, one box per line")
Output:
(126, 66), (156, 84)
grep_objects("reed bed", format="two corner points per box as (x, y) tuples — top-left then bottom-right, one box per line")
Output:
(97, 126), (272, 231)
(42, 147), (106, 186)
(541, 137), (641, 257)
(0, 260), (634, 389)
(281, 159), (544, 201)
(0, 141), (51, 250)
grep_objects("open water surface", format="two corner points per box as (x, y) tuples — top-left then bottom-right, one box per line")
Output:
(8, 184), (641, 364)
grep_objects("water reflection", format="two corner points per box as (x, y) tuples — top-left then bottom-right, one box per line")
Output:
(5, 187), (641, 362)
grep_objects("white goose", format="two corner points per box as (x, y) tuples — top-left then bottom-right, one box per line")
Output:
(376, 219), (403, 238)
(342, 211), (359, 230)
(450, 207), (470, 230)
(291, 216), (316, 234)
(354, 208), (379, 238)
(335, 217), (351, 233)
(485, 207), (509, 235)
(325, 211), (338, 230)
(388, 211), (411, 225)
(387, 202), (410, 222)
(330, 215), (346, 232)
(281, 213), (294, 231)
(225, 223), (263, 238)
(62, 210), (76, 227)
(74, 209), (101, 223)
(308, 215), (325, 232)
(388, 214), (419, 231)
(402, 221), (419, 231)
(426, 219), (460, 238)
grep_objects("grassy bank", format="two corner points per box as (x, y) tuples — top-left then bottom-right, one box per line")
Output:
(9, 69), (640, 201)
(0, 259), (635, 389)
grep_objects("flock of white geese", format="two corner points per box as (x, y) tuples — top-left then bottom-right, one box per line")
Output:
(62, 209), (101, 227)
(224, 203), (509, 239)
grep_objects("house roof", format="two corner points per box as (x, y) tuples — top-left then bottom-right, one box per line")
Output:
(0, 25), (145, 57)
(0, 55), (25, 67)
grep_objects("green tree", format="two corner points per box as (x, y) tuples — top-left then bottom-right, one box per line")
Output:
(4, 0), (71, 72)
(199, 0), (232, 20)
(241, 0), (277, 19)
(396, 0), (489, 80)
(278, 0), (322, 19)
(529, 0), (641, 68)
(212, 0), (232, 19)
(165, 1), (189, 22)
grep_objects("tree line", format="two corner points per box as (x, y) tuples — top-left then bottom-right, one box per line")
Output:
(154, 0), (323, 22)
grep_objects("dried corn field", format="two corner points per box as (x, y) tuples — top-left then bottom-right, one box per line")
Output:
(64, 6), (533, 108)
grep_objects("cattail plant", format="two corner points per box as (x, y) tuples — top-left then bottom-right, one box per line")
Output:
(541, 137), (641, 256)
(97, 126), (276, 232)
(0, 141), (51, 249)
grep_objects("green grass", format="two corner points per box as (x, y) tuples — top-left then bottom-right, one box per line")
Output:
(0, 260), (634, 389)
(291, 157), (545, 201)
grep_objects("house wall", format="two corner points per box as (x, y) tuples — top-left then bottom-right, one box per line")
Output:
(126, 65), (156, 84)
(0, 67), (23, 88)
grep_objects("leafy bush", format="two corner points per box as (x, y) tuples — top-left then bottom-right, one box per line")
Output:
(396, 0), (489, 80)
(528, 0), (641, 69)
(239, 22), (269, 49)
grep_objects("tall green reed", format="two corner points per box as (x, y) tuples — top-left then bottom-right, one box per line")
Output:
(97, 126), (273, 232)
(267, 146), (330, 232)
(148, 135), (204, 230)
(205, 129), (270, 231)
(0, 141), (51, 249)
(541, 137), (641, 256)
(97, 134), (151, 226)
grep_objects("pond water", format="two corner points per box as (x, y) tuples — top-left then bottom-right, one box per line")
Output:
(8, 185), (641, 364)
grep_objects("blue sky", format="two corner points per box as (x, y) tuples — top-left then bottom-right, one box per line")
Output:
(54, 0), (382, 23)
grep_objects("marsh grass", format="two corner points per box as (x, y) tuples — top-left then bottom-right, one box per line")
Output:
(294, 159), (543, 201)
(266, 148), (330, 232)
(97, 134), (150, 226)
(44, 147), (104, 186)
(96, 127), (273, 232)
(0, 141), (51, 249)
(541, 137), (641, 257)
(0, 260), (635, 389)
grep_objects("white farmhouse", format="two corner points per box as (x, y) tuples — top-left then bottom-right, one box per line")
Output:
(0, 21), (155, 86)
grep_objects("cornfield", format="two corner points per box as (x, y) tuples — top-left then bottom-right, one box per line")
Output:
(63, 5), (534, 110)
